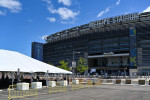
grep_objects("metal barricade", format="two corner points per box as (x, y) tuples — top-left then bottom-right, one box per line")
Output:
(71, 81), (84, 90)
(49, 81), (67, 95)
(94, 79), (101, 86)
(48, 79), (101, 95)
(71, 79), (101, 90)
(8, 83), (37, 100)
(85, 79), (94, 88)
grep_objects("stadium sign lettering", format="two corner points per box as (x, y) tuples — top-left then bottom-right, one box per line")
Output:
(90, 13), (139, 27)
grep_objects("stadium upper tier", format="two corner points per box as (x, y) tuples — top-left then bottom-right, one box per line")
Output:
(45, 12), (150, 43)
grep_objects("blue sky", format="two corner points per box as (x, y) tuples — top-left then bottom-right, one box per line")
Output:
(0, 0), (150, 56)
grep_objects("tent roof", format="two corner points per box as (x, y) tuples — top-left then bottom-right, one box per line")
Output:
(0, 49), (72, 74)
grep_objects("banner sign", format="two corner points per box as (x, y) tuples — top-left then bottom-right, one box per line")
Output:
(72, 61), (76, 68)
(129, 27), (137, 67)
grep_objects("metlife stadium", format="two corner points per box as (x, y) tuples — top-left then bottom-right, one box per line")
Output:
(32, 12), (150, 76)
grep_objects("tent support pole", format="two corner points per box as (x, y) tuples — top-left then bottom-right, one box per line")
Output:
(31, 72), (33, 83)
(58, 74), (60, 81)
(46, 70), (49, 87)
(17, 68), (20, 83)
(11, 72), (14, 89)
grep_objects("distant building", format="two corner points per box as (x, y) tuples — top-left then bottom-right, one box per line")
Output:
(31, 42), (43, 61)
(33, 12), (150, 75)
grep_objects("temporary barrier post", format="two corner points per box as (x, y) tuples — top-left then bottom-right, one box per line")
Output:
(8, 86), (10, 100)
(36, 84), (37, 97)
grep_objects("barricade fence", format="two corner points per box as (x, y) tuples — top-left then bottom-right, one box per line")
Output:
(49, 79), (101, 94)
(8, 83), (37, 100)
(71, 81), (85, 90)
(71, 79), (101, 90)
(8, 79), (101, 99)
(49, 81), (67, 95)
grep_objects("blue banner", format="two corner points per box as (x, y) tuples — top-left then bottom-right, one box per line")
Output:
(129, 27), (137, 67)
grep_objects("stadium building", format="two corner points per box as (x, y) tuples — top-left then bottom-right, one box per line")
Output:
(32, 42), (43, 61)
(32, 12), (150, 76)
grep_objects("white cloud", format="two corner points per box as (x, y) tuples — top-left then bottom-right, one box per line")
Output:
(41, 35), (48, 40)
(97, 7), (110, 18)
(47, 6), (79, 20)
(97, 0), (121, 18)
(0, 0), (22, 13)
(46, 17), (56, 22)
(116, 0), (120, 5)
(42, 0), (79, 23)
(48, 6), (57, 13)
(0, 10), (5, 15)
(58, 0), (71, 6)
(42, 0), (51, 4)
(97, 11), (104, 18)
(57, 7), (79, 20)
(143, 6), (150, 12)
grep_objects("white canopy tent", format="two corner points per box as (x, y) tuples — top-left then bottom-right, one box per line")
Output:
(0, 49), (72, 74)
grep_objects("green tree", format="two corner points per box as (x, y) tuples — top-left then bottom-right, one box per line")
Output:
(76, 57), (88, 74)
(58, 60), (70, 71)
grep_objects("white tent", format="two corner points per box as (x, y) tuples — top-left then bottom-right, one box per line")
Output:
(0, 49), (72, 74)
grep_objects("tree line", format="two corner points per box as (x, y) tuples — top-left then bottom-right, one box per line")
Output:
(48, 57), (88, 74)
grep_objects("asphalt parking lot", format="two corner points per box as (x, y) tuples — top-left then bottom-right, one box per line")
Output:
(1, 85), (150, 100)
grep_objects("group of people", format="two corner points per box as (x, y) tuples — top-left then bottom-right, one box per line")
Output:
(0, 73), (11, 88)
(51, 75), (70, 84)
(0, 72), (71, 88)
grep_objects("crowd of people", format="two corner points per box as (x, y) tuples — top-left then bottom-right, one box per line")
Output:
(0, 72), (71, 88)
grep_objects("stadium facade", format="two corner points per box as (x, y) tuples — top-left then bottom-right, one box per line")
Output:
(32, 12), (150, 76)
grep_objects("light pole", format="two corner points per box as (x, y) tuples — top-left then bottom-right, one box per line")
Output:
(66, 59), (72, 71)
(72, 51), (80, 74)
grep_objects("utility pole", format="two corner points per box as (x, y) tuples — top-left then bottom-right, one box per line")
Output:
(72, 51), (80, 74)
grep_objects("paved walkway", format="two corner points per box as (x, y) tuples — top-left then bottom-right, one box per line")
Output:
(1, 85), (150, 100)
